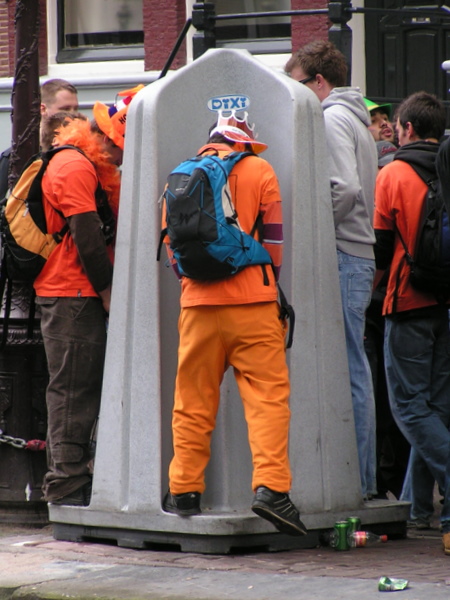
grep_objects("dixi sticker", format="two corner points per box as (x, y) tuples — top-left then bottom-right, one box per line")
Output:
(207, 95), (250, 113)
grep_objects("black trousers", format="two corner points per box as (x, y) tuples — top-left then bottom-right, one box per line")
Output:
(36, 296), (107, 501)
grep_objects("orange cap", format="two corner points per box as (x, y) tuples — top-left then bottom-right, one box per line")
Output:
(93, 84), (144, 150)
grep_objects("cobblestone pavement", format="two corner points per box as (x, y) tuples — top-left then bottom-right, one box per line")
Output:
(0, 522), (448, 587)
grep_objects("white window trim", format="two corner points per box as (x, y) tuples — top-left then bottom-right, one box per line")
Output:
(46, 0), (152, 80)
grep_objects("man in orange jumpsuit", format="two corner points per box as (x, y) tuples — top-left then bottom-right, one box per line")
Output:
(162, 111), (307, 537)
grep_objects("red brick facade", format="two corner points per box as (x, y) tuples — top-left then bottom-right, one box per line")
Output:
(0, 2), (328, 78)
(38, 0), (48, 76)
(144, 0), (187, 72)
(291, 0), (329, 53)
(0, 0), (47, 78)
(0, 0), (15, 77)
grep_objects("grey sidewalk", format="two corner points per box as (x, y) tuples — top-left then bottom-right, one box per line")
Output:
(0, 523), (449, 600)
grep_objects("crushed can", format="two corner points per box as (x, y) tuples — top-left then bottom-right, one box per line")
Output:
(378, 576), (409, 591)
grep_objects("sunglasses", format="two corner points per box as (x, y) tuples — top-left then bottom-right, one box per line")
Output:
(298, 75), (315, 85)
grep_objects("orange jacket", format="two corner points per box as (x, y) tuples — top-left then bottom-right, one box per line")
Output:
(374, 158), (444, 314)
(163, 144), (283, 307)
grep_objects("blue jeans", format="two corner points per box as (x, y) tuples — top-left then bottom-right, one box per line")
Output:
(337, 250), (377, 497)
(400, 449), (435, 522)
(443, 440), (450, 533)
(384, 309), (450, 526)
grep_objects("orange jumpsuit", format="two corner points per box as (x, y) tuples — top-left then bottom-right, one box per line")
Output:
(166, 144), (292, 495)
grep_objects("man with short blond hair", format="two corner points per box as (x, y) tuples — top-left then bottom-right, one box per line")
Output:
(0, 79), (79, 198)
(40, 79), (79, 117)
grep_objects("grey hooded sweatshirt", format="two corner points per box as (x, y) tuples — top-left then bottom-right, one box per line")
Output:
(322, 87), (378, 259)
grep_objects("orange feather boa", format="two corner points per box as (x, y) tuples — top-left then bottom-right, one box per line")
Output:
(54, 119), (121, 217)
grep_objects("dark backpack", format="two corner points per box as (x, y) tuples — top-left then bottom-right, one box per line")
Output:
(396, 170), (450, 301)
(157, 150), (272, 281)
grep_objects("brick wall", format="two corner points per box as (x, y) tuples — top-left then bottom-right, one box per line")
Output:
(291, 0), (328, 54)
(144, 0), (186, 72)
(0, 0), (15, 77)
(143, 1), (329, 72)
(0, 0), (47, 78)
(38, 0), (48, 76)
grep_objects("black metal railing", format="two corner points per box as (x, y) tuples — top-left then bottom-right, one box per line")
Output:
(160, 1), (450, 85)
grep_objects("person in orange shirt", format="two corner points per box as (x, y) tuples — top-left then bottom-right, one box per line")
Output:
(36, 85), (143, 506)
(162, 111), (307, 537)
(374, 91), (450, 552)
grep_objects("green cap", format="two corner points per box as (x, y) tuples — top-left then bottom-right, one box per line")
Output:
(364, 98), (392, 119)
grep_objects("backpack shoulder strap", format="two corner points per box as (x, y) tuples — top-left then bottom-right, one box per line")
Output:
(392, 159), (438, 257)
(40, 145), (98, 241)
(277, 282), (295, 349)
(405, 162), (435, 186)
(196, 149), (255, 178)
(221, 151), (255, 174)
(0, 258), (10, 348)
(44, 144), (85, 158)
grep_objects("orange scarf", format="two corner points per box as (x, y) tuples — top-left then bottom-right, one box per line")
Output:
(54, 119), (121, 217)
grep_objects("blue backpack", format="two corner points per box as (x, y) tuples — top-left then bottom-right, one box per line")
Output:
(158, 151), (271, 281)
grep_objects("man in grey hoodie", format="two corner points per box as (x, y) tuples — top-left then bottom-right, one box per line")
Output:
(285, 40), (378, 500)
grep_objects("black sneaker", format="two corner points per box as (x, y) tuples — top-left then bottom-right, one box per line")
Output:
(162, 491), (201, 516)
(251, 486), (307, 536)
(51, 480), (92, 507)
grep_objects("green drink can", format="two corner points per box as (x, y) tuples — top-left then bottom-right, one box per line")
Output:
(378, 576), (409, 591)
(347, 516), (361, 534)
(333, 520), (350, 551)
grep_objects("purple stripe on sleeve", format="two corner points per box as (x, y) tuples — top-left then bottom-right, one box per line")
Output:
(263, 223), (283, 242)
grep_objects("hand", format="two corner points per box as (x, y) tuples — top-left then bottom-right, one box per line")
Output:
(98, 286), (111, 315)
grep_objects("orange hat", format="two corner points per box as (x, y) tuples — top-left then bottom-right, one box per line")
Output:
(93, 84), (144, 150)
(210, 110), (268, 154)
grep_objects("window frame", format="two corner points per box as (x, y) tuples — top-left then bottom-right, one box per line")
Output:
(211, 0), (291, 54)
(55, 0), (144, 64)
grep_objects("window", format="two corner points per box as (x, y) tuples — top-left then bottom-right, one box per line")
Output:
(212, 0), (291, 54)
(56, 0), (143, 63)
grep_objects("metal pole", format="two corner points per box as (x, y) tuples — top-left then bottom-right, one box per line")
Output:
(159, 18), (193, 79)
(9, 0), (41, 189)
(328, 0), (353, 85)
(0, 1), (48, 526)
(192, 2), (216, 60)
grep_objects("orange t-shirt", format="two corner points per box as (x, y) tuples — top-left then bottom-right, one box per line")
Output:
(163, 144), (283, 307)
(34, 149), (101, 297)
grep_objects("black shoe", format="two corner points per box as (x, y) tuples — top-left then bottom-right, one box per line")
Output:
(162, 491), (201, 516)
(51, 481), (92, 507)
(251, 486), (308, 536)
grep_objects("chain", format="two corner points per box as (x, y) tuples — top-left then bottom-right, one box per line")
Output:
(0, 429), (45, 450)
(0, 431), (26, 449)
